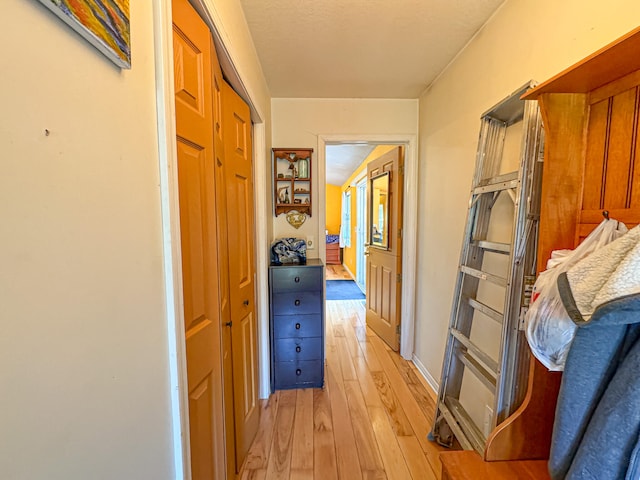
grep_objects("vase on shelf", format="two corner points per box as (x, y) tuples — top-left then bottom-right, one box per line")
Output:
(298, 157), (309, 178)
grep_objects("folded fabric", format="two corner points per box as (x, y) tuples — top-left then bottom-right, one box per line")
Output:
(559, 224), (640, 324)
(549, 295), (640, 480)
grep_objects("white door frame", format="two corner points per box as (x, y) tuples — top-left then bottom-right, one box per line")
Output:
(152, 1), (270, 478)
(355, 176), (367, 291)
(318, 135), (418, 361)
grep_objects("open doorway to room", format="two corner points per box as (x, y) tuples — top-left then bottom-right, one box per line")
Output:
(324, 143), (405, 352)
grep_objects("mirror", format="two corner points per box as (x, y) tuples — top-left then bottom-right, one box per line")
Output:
(369, 172), (389, 248)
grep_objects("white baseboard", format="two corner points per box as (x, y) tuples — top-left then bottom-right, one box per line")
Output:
(411, 355), (439, 400)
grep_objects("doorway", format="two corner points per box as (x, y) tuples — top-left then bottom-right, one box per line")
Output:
(320, 142), (415, 352)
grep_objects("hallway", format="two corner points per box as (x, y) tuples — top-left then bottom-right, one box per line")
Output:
(240, 298), (445, 479)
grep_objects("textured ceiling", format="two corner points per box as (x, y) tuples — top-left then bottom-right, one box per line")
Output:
(325, 144), (377, 186)
(239, 0), (505, 98)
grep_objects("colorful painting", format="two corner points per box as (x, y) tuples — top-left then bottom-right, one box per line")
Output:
(38, 0), (131, 68)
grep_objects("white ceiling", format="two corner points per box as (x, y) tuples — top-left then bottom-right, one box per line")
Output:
(239, 0), (505, 184)
(239, 0), (505, 99)
(325, 144), (377, 185)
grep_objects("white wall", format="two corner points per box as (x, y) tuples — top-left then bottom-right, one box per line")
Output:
(271, 98), (419, 257)
(0, 2), (174, 479)
(415, 0), (640, 413)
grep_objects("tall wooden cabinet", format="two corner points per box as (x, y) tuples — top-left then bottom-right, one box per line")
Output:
(484, 26), (640, 462)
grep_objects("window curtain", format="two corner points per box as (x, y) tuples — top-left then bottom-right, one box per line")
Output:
(339, 190), (351, 248)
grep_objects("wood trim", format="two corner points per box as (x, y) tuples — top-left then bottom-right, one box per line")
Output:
(442, 450), (550, 480)
(522, 27), (640, 99)
(484, 356), (562, 461)
(589, 69), (640, 105)
(580, 207), (640, 225)
(536, 93), (589, 272)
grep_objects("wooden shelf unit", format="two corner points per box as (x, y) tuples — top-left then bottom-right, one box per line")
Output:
(483, 26), (640, 462)
(273, 148), (313, 216)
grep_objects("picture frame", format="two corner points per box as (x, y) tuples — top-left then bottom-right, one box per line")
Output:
(37, 0), (131, 69)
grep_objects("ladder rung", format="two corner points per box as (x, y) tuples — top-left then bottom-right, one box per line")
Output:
(451, 328), (499, 377)
(460, 266), (508, 287)
(457, 351), (497, 392)
(467, 297), (504, 324)
(444, 397), (486, 453)
(476, 240), (511, 254)
(473, 171), (519, 194)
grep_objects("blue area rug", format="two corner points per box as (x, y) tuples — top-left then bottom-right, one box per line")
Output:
(326, 280), (365, 300)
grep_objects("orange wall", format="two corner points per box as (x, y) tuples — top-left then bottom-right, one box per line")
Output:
(325, 183), (342, 234)
(341, 146), (397, 276)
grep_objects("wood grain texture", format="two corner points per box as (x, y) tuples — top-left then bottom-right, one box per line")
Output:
(240, 300), (441, 479)
(369, 406), (412, 480)
(325, 264), (353, 280)
(398, 435), (439, 480)
(344, 380), (385, 472)
(313, 385), (338, 480)
(243, 395), (280, 470)
(441, 450), (550, 480)
(371, 371), (413, 436)
(536, 93), (588, 271)
(327, 366), (364, 480)
(265, 390), (296, 480)
(484, 356), (561, 461)
(291, 389), (314, 470)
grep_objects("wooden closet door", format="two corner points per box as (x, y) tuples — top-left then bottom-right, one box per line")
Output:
(172, 0), (225, 478)
(207, 38), (237, 479)
(221, 81), (260, 467)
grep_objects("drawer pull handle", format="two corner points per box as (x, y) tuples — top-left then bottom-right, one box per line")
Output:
(296, 346), (301, 353)
(294, 299), (301, 306)
(295, 323), (301, 330)
(294, 276), (300, 283)
(296, 369), (302, 376)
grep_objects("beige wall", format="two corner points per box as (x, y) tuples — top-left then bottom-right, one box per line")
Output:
(415, 0), (640, 420)
(0, 2), (173, 478)
(271, 98), (419, 258)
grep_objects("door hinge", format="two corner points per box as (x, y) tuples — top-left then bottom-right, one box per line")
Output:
(397, 273), (402, 283)
(398, 228), (403, 239)
(399, 165), (405, 176)
(396, 324), (401, 334)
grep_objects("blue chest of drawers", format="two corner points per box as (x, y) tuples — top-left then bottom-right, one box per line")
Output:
(269, 259), (325, 391)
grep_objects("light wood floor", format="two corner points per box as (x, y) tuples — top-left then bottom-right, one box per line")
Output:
(239, 299), (446, 480)
(325, 264), (353, 280)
